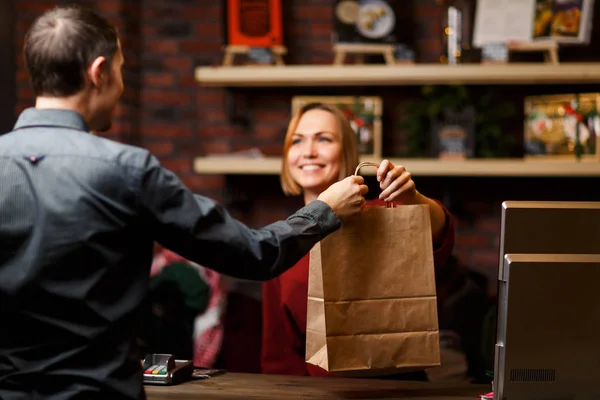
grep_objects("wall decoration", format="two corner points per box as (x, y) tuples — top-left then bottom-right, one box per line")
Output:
(473, 0), (595, 47)
(331, 0), (414, 64)
(532, 0), (594, 44)
(439, 0), (476, 64)
(400, 85), (517, 159)
(524, 92), (599, 159)
(291, 96), (383, 160)
(226, 0), (283, 47)
(224, 0), (286, 65)
(334, 0), (397, 43)
(430, 106), (476, 159)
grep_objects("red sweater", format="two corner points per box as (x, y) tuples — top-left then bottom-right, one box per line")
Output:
(261, 199), (456, 376)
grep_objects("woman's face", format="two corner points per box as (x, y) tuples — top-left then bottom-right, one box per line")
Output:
(287, 109), (343, 196)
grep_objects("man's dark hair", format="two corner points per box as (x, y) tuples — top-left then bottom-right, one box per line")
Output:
(24, 5), (118, 97)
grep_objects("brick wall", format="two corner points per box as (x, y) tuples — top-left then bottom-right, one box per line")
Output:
(13, 0), (600, 293)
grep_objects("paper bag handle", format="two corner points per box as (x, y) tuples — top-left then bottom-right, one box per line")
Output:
(353, 161), (394, 209)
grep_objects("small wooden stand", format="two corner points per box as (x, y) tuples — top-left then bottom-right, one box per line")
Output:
(507, 40), (559, 64)
(222, 45), (287, 66)
(333, 43), (397, 65)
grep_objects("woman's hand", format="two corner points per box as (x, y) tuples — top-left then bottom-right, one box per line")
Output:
(377, 159), (448, 243)
(376, 160), (417, 204)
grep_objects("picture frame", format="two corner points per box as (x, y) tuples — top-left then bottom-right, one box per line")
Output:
(226, 0), (283, 47)
(291, 95), (383, 160)
(473, 0), (595, 48)
(532, 0), (595, 45)
(524, 92), (600, 156)
(334, 0), (417, 43)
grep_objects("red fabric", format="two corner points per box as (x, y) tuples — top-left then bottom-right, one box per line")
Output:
(260, 200), (456, 376)
(151, 249), (226, 368)
(217, 293), (263, 373)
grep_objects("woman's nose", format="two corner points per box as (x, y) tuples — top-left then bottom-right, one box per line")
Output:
(302, 140), (317, 157)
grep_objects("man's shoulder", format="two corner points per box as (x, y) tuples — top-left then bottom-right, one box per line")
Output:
(0, 126), (158, 173)
(86, 134), (153, 171)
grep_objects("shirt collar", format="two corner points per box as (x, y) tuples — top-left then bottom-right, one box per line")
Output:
(13, 108), (90, 132)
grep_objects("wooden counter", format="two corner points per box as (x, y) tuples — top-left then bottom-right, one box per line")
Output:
(144, 373), (490, 399)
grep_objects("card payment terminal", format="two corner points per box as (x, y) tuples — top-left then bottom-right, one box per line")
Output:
(142, 353), (193, 385)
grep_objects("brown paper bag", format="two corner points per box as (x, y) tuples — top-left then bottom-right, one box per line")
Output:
(305, 162), (440, 376)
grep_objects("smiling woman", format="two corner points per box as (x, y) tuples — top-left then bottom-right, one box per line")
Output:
(262, 101), (457, 378)
(281, 103), (358, 204)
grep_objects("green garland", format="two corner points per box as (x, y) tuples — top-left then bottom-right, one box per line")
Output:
(399, 85), (517, 158)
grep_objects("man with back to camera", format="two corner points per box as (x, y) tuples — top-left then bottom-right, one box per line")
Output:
(0, 5), (369, 399)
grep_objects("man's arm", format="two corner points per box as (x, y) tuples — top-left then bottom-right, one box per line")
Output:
(136, 154), (341, 281)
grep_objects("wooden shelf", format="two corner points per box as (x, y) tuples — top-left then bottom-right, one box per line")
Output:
(195, 63), (600, 87)
(193, 156), (600, 177)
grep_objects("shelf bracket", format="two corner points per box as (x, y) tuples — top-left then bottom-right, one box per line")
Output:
(225, 87), (252, 130)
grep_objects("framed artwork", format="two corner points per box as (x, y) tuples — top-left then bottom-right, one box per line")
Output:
(332, 0), (415, 60)
(474, 0), (594, 47)
(524, 92), (599, 156)
(226, 0), (283, 47)
(532, 0), (595, 44)
(291, 96), (383, 160)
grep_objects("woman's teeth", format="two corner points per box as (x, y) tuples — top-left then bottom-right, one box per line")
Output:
(301, 165), (322, 171)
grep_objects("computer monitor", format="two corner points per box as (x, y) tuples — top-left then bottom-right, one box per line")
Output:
(498, 201), (600, 259)
(494, 253), (600, 400)
(494, 201), (600, 400)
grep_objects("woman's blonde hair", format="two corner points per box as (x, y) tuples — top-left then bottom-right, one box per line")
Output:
(280, 102), (360, 196)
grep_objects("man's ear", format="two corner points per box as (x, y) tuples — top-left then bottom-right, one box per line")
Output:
(88, 56), (107, 89)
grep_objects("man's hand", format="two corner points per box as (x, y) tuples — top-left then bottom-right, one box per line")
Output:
(317, 175), (369, 220)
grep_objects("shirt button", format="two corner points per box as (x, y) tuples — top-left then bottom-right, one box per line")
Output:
(23, 154), (45, 164)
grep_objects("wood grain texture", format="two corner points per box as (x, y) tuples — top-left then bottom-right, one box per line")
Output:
(193, 155), (600, 177)
(195, 63), (600, 87)
(144, 373), (490, 399)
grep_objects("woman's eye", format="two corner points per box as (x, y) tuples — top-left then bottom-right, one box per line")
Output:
(319, 137), (332, 142)
(292, 138), (302, 145)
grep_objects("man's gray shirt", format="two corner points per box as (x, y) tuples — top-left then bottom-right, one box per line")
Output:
(0, 108), (341, 399)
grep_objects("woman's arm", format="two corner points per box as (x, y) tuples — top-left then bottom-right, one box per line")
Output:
(428, 200), (455, 269)
(375, 159), (452, 245)
(412, 191), (449, 245)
